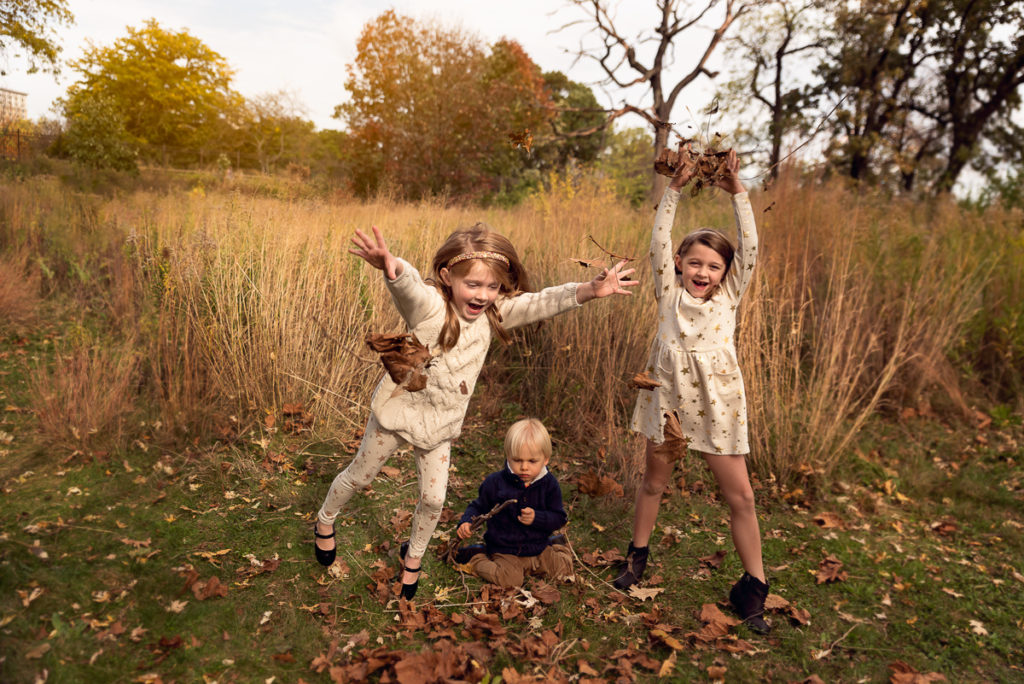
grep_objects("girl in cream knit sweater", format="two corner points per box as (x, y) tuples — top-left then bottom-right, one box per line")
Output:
(314, 223), (636, 599)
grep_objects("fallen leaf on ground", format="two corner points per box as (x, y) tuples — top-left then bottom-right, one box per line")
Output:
(699, 550), (726, 570)
(165, 600), (187, 613)
(191, 576), (228, 600)
(816, 555), (848, 584)
(19, 587), (43, 607)
(813, 512), (843, 529)
(649, 628), (684, 650)
(889, 660), (947, 683)
(628, 586), (665, 601)
(530, 581), (561, 605)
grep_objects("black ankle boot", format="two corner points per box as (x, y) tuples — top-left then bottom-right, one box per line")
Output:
(612, 543), (649, 590)
(729, 572), (772, 634)
(453, 544), (486, 565)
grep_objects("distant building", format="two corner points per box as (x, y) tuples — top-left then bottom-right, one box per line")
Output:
(1, 88), (28, 125)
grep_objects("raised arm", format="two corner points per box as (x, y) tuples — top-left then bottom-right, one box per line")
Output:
(650, 189), (681, 300)
(713, 151), (758, 297)
(349, 226), (402, 280)
(350, 226), (440, 328)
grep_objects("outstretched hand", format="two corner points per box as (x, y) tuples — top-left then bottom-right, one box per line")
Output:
(713, 149), (746, 195)
(576, 259), (638, 303)
(349, 225), (402, 280)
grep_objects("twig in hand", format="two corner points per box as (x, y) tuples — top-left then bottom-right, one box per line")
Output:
(436, 499), (518, 563)
(586, 235), (635, 263)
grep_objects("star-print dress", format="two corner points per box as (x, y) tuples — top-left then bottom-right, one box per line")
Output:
(630, 187), (758, 455)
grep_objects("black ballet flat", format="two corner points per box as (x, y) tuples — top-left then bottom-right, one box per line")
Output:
(397, 540), (419, 599)
(313, 524), (336, 566)
(400, 566), (420, 600)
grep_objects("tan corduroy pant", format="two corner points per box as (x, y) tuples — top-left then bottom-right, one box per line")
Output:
(466, 544), (573, 587)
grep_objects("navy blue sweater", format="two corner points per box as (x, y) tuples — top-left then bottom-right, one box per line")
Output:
(459, 465), (568, 557)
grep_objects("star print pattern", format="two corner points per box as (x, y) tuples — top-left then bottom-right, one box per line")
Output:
(318, 414), (451, 559)
(630, 188), (758, 456)
(320, 256), (587, 563)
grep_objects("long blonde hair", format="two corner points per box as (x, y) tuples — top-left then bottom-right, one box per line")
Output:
(429, 223), (530, 351)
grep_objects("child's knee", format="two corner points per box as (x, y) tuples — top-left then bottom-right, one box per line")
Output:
(472, 556), (522, 587)
(417, 491), (445, 516)
(724, 482), (756, 514)
(550, 548), (573, 578)
(640, 474), (669, 498)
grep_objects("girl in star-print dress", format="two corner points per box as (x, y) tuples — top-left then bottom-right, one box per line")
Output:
(613, 148), (773, 634)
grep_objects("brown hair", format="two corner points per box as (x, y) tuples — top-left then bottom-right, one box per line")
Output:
(675, 228), (735, 300)
(429, 223), (530, 351)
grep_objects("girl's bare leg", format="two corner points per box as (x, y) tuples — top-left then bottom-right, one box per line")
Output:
(702, 453), (765, 582)
(631, 440), (675, 546)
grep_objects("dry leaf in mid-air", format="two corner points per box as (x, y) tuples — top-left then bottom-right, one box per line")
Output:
(654, 140), (733, 196)
(632, 371), (662, 390)
(366, 332), (432, 392)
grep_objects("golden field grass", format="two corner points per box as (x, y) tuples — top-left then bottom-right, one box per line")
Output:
(0, 169), (1019, 488)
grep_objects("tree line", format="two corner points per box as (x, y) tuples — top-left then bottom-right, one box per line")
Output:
(3, 1), (1023, 202)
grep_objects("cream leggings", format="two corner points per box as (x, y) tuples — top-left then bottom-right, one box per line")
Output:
(317, 413), (450, 559)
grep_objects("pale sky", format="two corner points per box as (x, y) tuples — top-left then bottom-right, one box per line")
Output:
(1, 0), (722, 132)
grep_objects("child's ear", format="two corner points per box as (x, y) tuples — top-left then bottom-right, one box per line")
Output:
(439, 267), (452, 286)
(673, 253), (684, 273)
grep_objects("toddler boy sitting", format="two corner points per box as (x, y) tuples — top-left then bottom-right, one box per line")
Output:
(455, 418), (572, 587)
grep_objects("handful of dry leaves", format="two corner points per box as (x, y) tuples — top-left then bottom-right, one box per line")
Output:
(365, 332), (432, 393)
(654, 140), (732, 197)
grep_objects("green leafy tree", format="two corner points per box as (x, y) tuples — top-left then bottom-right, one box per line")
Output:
(237, 90), (316, 173)
(598, 126), (655, 207)
(0, 0), (73, 75)
(338, 11), (554, 200)
(60, 19), (241, 165)
(812, 0), (1024, 193)
(533, 70), (606, 170)
(60, 93), (137, 171)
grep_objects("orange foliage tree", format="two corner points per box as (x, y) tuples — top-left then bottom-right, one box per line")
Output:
(337, 10), (556, 201)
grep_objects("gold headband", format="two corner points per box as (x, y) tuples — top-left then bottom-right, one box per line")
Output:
(447, 251), (510, 269)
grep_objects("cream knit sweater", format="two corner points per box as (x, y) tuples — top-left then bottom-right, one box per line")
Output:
(370, 258), (582, 450)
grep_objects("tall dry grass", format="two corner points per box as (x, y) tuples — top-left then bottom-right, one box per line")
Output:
(1, 172), (1014, 487)
(0, 252), (40, 333)
(739, 174), (989, 485)
(29, 338), (140, 452)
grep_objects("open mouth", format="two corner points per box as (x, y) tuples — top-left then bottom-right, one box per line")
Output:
(465, 302), (486, 316)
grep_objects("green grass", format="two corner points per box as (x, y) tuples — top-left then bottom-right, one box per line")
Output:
(2, 323), (1023, 683)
